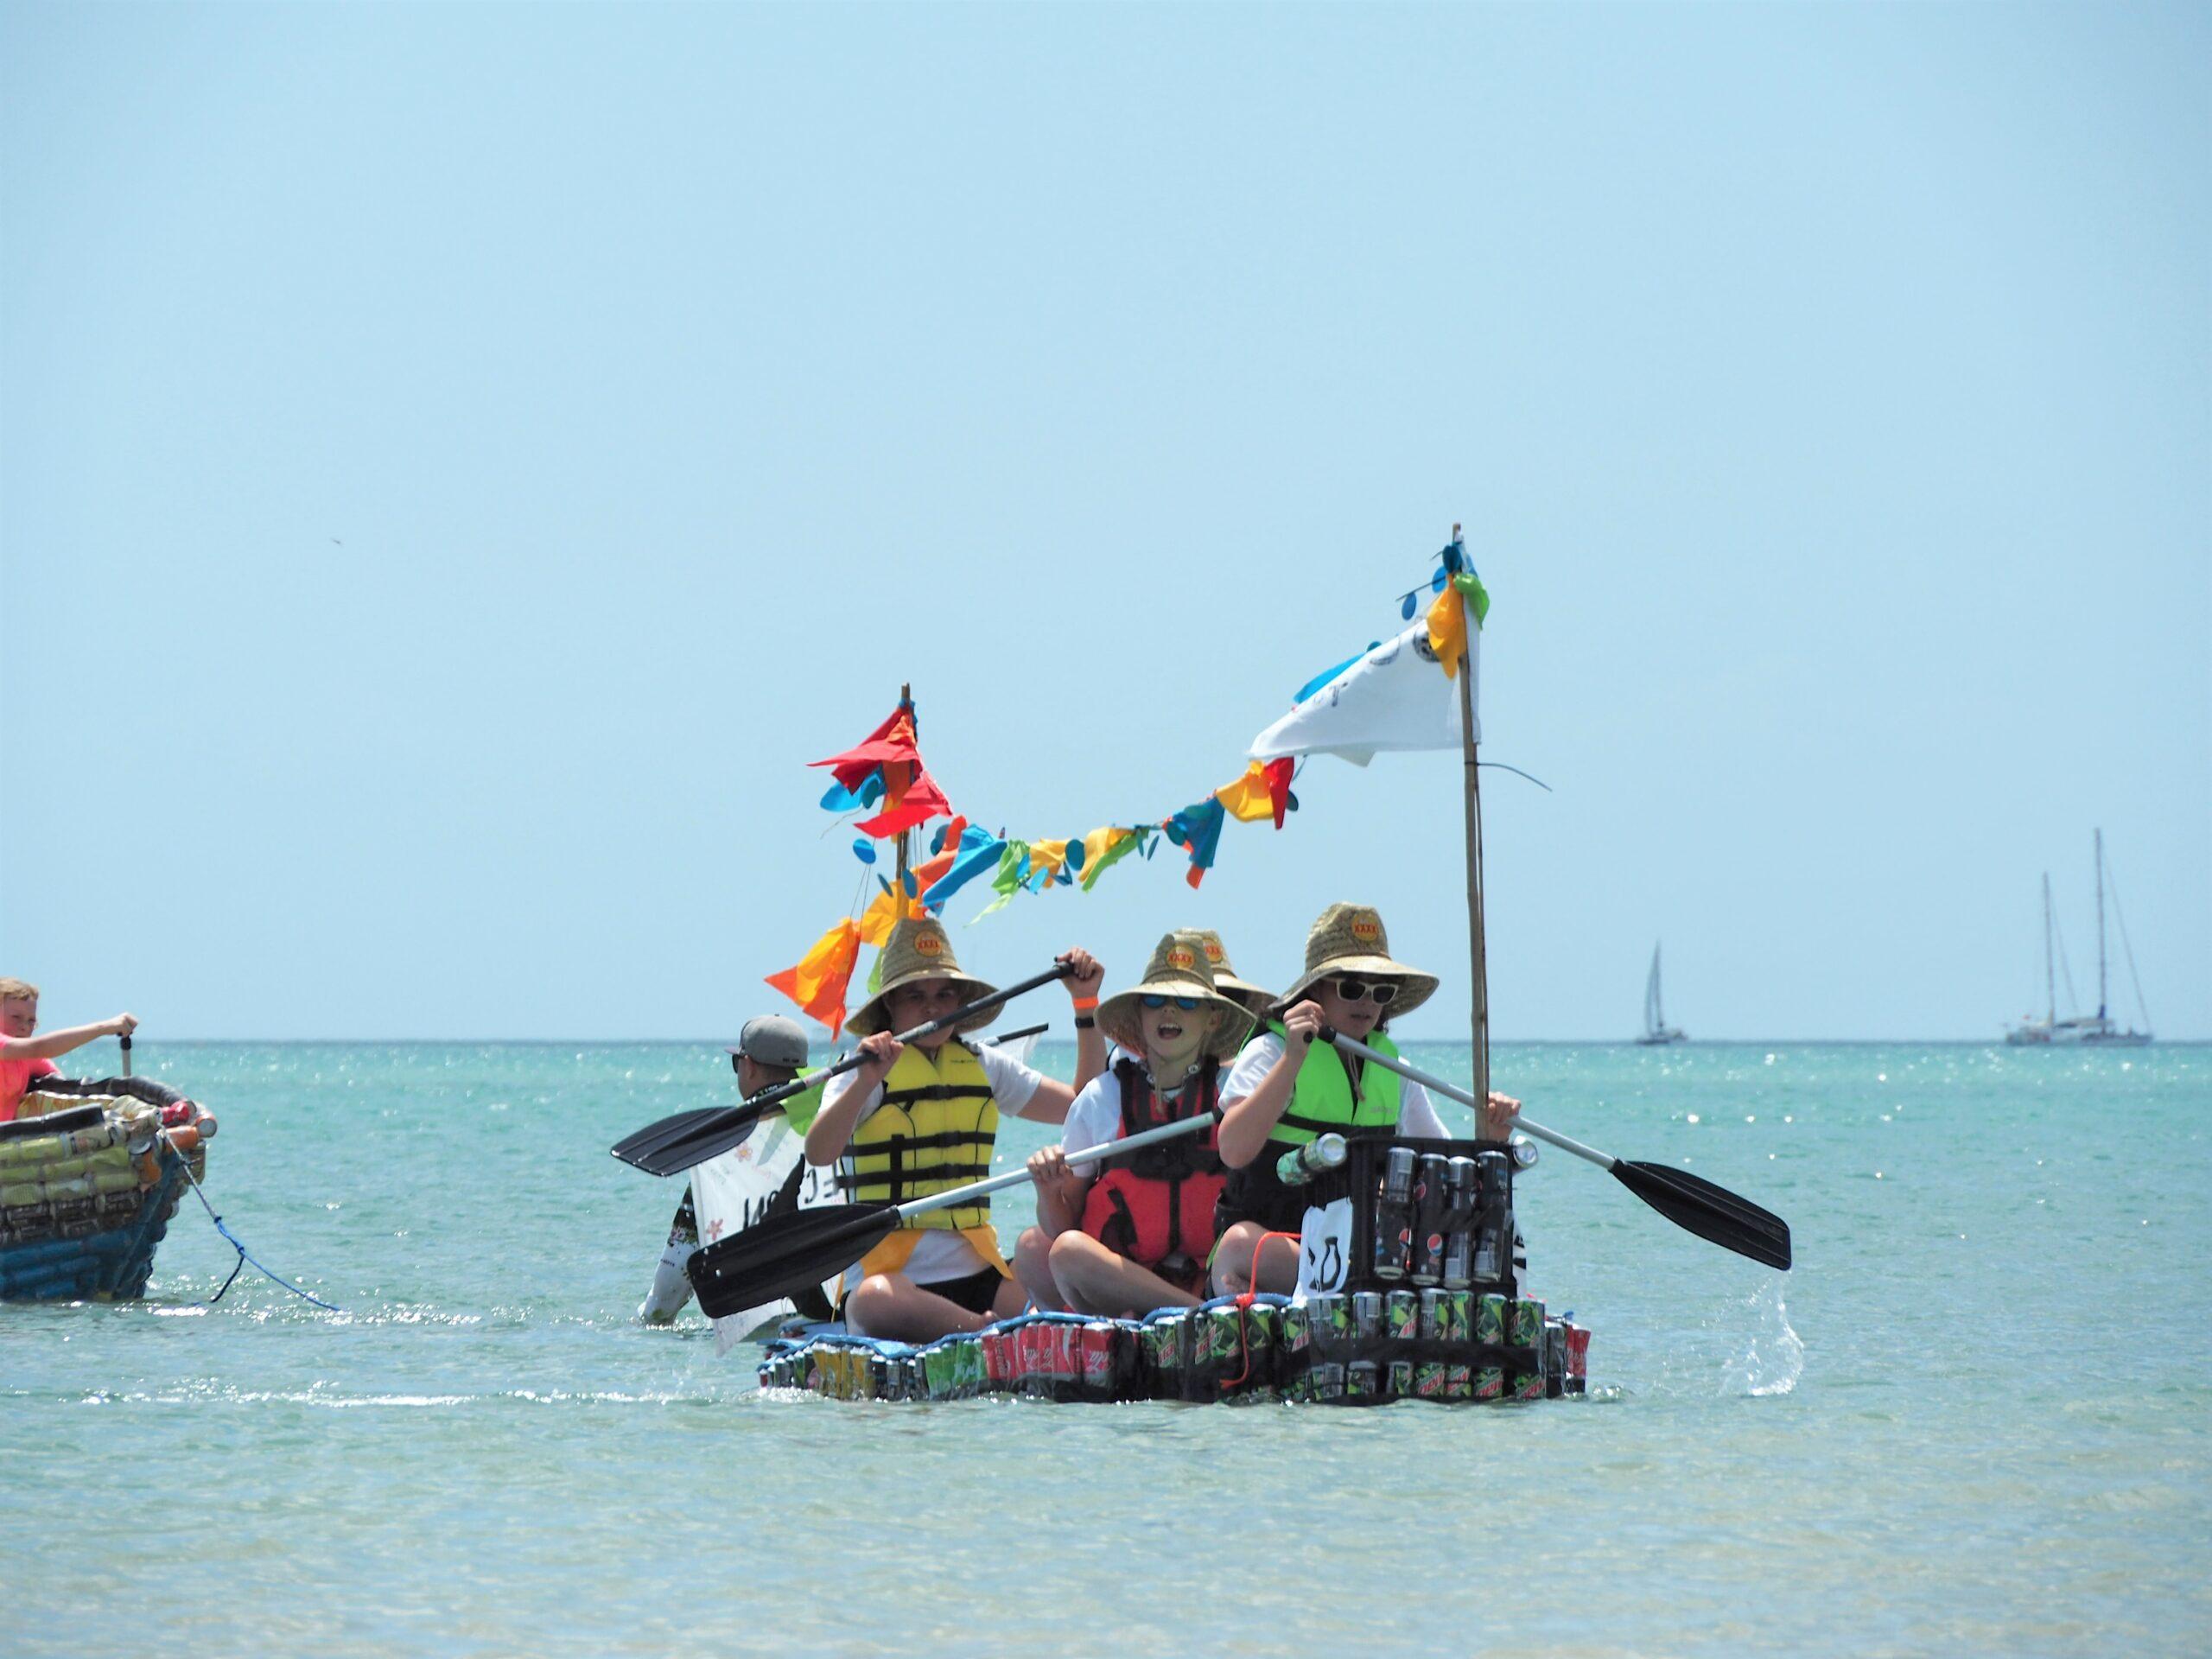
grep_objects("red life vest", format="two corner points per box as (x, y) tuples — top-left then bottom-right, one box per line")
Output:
(1077, 1058), (1224, 1288)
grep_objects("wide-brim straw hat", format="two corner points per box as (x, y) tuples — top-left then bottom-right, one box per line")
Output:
(1276, 903), (1439, 1020)
(1096, 931), (1256, 1064)
(845, 917), (1001, 1037)
(1184, 928), (1276, 1018)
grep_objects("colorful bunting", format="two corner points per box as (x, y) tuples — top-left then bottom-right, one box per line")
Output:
(765, 918), (863, 1032)
(813, 704), (954, 841)
(1162, 797), (1228, 889)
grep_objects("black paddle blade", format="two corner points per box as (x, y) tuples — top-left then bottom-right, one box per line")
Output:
(689, 1201), (897, 1319)
(608, 1105), (762, 1176)
(1611, 1160), (1793, 1271)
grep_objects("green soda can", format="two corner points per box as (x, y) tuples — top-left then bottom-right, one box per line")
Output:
(1414, 1362), (1449, 1401)
(1387, 1359), (1414, 1399)
(1144, 1317), (1179, 1377)
(1384, 1291), (1419, 1341)
(1418, 1289), (1449, 1340)
(1442, 1289), (1472, 1344)
(1244, 1306), (1279, 1398)
(1475, 1294), (1508, 1401)
(1279, 1304), (1313, 1364)
(1345, 1360), (1379, 1400)
(1445, 1363), (1472, 1401)
(1510, 1298), (1548, 1401)
(1310, 1293), (1353, 1347)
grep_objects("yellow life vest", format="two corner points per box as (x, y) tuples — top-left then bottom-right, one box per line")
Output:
(842, 1039), (1011, 1283)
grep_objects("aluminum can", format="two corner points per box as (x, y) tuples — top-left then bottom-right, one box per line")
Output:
(1474, 1293), (1508, 1401)
(1051, 1322), (1079, 1383)
(960, 1337), (986, 1397)
(1081, 1323), (1117, 1396)
(1310, 1293), (1353, 1346)
(1442, 1157), (1478, 1287)
(868, 1355), (890, 1400)
(1509, 1135), (1539, 1169)
(1279, 1303), (1313, 1363)
(1544, 1319), (1569, 1401)
(1384, 1290), (1419, 1341)
(1472, 1152), (1512, 1284)
(1243, 1306), (1279, 1396)
(1311, 1362), (1346, 1402)
(1445, 1363), (1472, 1402)
(1409, 1154), (1450, 1286)
(1441, 1289), (1472, 1344)
(1386, 1359), (1414, 1399)
(1372, 1147), (1418, 1280)
(1204, 1307), (1245, 1367)
(1565, 1322), (1591, 1394)
(1143, 1317), (1179, 1377)
(1418, 1288), (1450, 1340)
(1510, 1299), (1547, 1400)
(1345, 1360), (1379, 1400)
(1414, 1362), (1449, 1401)
(1274, 1131), (1349, 1186)
(1351, 1291), (1383, 1343)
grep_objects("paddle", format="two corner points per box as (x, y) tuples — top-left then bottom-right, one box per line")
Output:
(609, 963), (1076, 1177)
(1317, 1026), (1793, 1271)
(120, 1033), (132, 1078)
(688, 1109), (1221, 1319)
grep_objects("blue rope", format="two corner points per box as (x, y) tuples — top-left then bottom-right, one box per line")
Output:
(170, 1145), (341, 1313)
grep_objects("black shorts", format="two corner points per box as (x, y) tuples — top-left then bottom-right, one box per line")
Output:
(921, 1266), (1010, 1316)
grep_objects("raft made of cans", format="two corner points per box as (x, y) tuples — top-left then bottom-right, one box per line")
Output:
(759, 1133), (1590, 1406)
(760, 1292), (1589, 1405)
(0, 1080), (215, 1302)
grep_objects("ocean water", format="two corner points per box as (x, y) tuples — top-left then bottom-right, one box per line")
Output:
(3, 1039), (2207, 1657)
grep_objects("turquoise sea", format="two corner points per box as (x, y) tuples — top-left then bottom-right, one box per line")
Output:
(3, 1039), (2207, 1656)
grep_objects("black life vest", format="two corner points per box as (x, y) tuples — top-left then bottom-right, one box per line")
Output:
(1077, 1058), (1224, 1286)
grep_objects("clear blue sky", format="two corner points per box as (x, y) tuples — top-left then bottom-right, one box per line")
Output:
(4, 3), (2205, 1041)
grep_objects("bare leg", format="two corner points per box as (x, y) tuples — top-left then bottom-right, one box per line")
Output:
(1013, 1226), (1069, 1313)
(845, 1273), (1001, 1343)
(1210, 1223), (1300, 1297)
(1048, 1231), (1201, 1319)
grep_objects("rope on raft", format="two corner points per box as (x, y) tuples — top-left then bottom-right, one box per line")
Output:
(167, 1139), (340, 1313)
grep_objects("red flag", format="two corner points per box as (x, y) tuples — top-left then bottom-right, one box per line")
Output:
(766, 918), (864, 1031)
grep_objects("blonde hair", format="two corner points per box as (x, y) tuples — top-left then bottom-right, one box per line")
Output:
(0, 978), (38, 1002)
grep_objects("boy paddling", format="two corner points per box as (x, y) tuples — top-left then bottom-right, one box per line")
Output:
(1013, 932), (1255, 1318)
(805, 918), (1104, 1341)
(1, 979), (137, 1123)
(639, 1015), (827, 1325)
(1211, 904), (1519, 1297)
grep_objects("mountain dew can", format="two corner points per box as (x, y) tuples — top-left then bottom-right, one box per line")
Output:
(1201, 1307), (1243, 1367)
(1418, 1289), (1449, 1339)
(1511, 1299), (1547, 1400)
(1414, 1362), (1449, 1401)
(1474, 1294), (1508, 1401)
(1279, 1303), (1313, 1366)
(1441, 1289), (1471, 1344)
(1310, 1294), (1352, 1346)
(1386, 1359), (1414, 1399)
(1345, 1360), (1379, 1401)
(1144, 1316), (1180, 1376)
(1384, 1291), (1419, 1341)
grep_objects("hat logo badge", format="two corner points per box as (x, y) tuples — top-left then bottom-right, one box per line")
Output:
(1201, 941), (1223, 963)
(1166, 946), (1196, 971)
(1351, 917), (1381, 944)
(913, 932), (944, 957)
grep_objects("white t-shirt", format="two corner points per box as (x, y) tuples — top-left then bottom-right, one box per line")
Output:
(820, 1042), (1051, 1287)
(1219, 1031), (1449, 1139)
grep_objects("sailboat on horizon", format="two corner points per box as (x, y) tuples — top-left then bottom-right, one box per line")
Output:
(2005, 830), (2152, 1046)
(1636, 943), (1687, 1046)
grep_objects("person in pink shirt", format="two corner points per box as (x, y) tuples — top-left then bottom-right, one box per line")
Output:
(0, 978), (137, 1122)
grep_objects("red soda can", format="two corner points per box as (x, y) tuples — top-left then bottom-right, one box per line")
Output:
(1081, 1323), (1116, 1396)
(1566, 1323), (1591, 1392)
(1052, 1322), (1078, 1382)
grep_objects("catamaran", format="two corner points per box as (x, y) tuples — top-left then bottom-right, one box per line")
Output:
(1635, 943), (1685, 1046)
(2005, 830), (2152, 1046)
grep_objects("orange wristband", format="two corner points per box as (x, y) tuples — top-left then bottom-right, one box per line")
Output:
(1071, 995), (1099, 1011)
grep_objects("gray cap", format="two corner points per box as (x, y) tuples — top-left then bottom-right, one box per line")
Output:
(727, 1014), (809, 1070)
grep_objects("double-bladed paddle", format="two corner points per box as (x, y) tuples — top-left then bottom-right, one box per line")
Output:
(609, 963), (1076, 1177)
(687, 1108), (1222, 1319)
(1317, 1026), (1793, 1271)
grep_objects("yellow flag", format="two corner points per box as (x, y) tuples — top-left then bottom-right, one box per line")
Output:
(1426, 583), (1467, 680)
(1213, 762), (1278, 823)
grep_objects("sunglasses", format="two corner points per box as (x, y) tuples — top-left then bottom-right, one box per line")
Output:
(1140, 995), (1203, 1012)
(1331, 977), (1399, 1006)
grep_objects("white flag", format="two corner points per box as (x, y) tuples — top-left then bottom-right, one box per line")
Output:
(1249, 618), (1475, 766)
(694, 1115), (843, 1355)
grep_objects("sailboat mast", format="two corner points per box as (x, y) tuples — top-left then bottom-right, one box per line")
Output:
(2094, 827), (2107, 1020)
(1652, 944), (1665, 1029)
(2042, 873), (2056, 1025)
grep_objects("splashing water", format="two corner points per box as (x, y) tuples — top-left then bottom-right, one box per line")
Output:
(1722, 1276), (1804, 1397)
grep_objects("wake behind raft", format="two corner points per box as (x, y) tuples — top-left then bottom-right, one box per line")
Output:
(753, 1131), (1592, 1407)
(0, 1077), (218, 1301)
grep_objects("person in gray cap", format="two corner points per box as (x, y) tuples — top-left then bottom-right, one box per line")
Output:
(638, 1014), (830, 1325)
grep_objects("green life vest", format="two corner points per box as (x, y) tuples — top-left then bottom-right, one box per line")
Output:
(1266, 1019), (1403, 1146)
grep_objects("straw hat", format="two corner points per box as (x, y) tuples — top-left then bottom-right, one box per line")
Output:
(1096, 931), (1255, 1064)
(1276, 903), (1439, 1020)
(1183, 928), (1275, 1018)
(844, 916), (1001, 1037)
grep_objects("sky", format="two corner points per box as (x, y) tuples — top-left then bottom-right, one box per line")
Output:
(3, 2), (2206, 1042)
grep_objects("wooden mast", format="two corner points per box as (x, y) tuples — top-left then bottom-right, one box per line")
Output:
(894, 682), (914, 913)
(1452, 525), (1491, 1112)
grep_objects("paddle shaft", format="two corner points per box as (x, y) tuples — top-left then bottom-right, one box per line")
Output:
(750, 962), (1073, 1117)
(884, 1109), (1222, 1227)
(1316, 1025), (1613, 1171)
